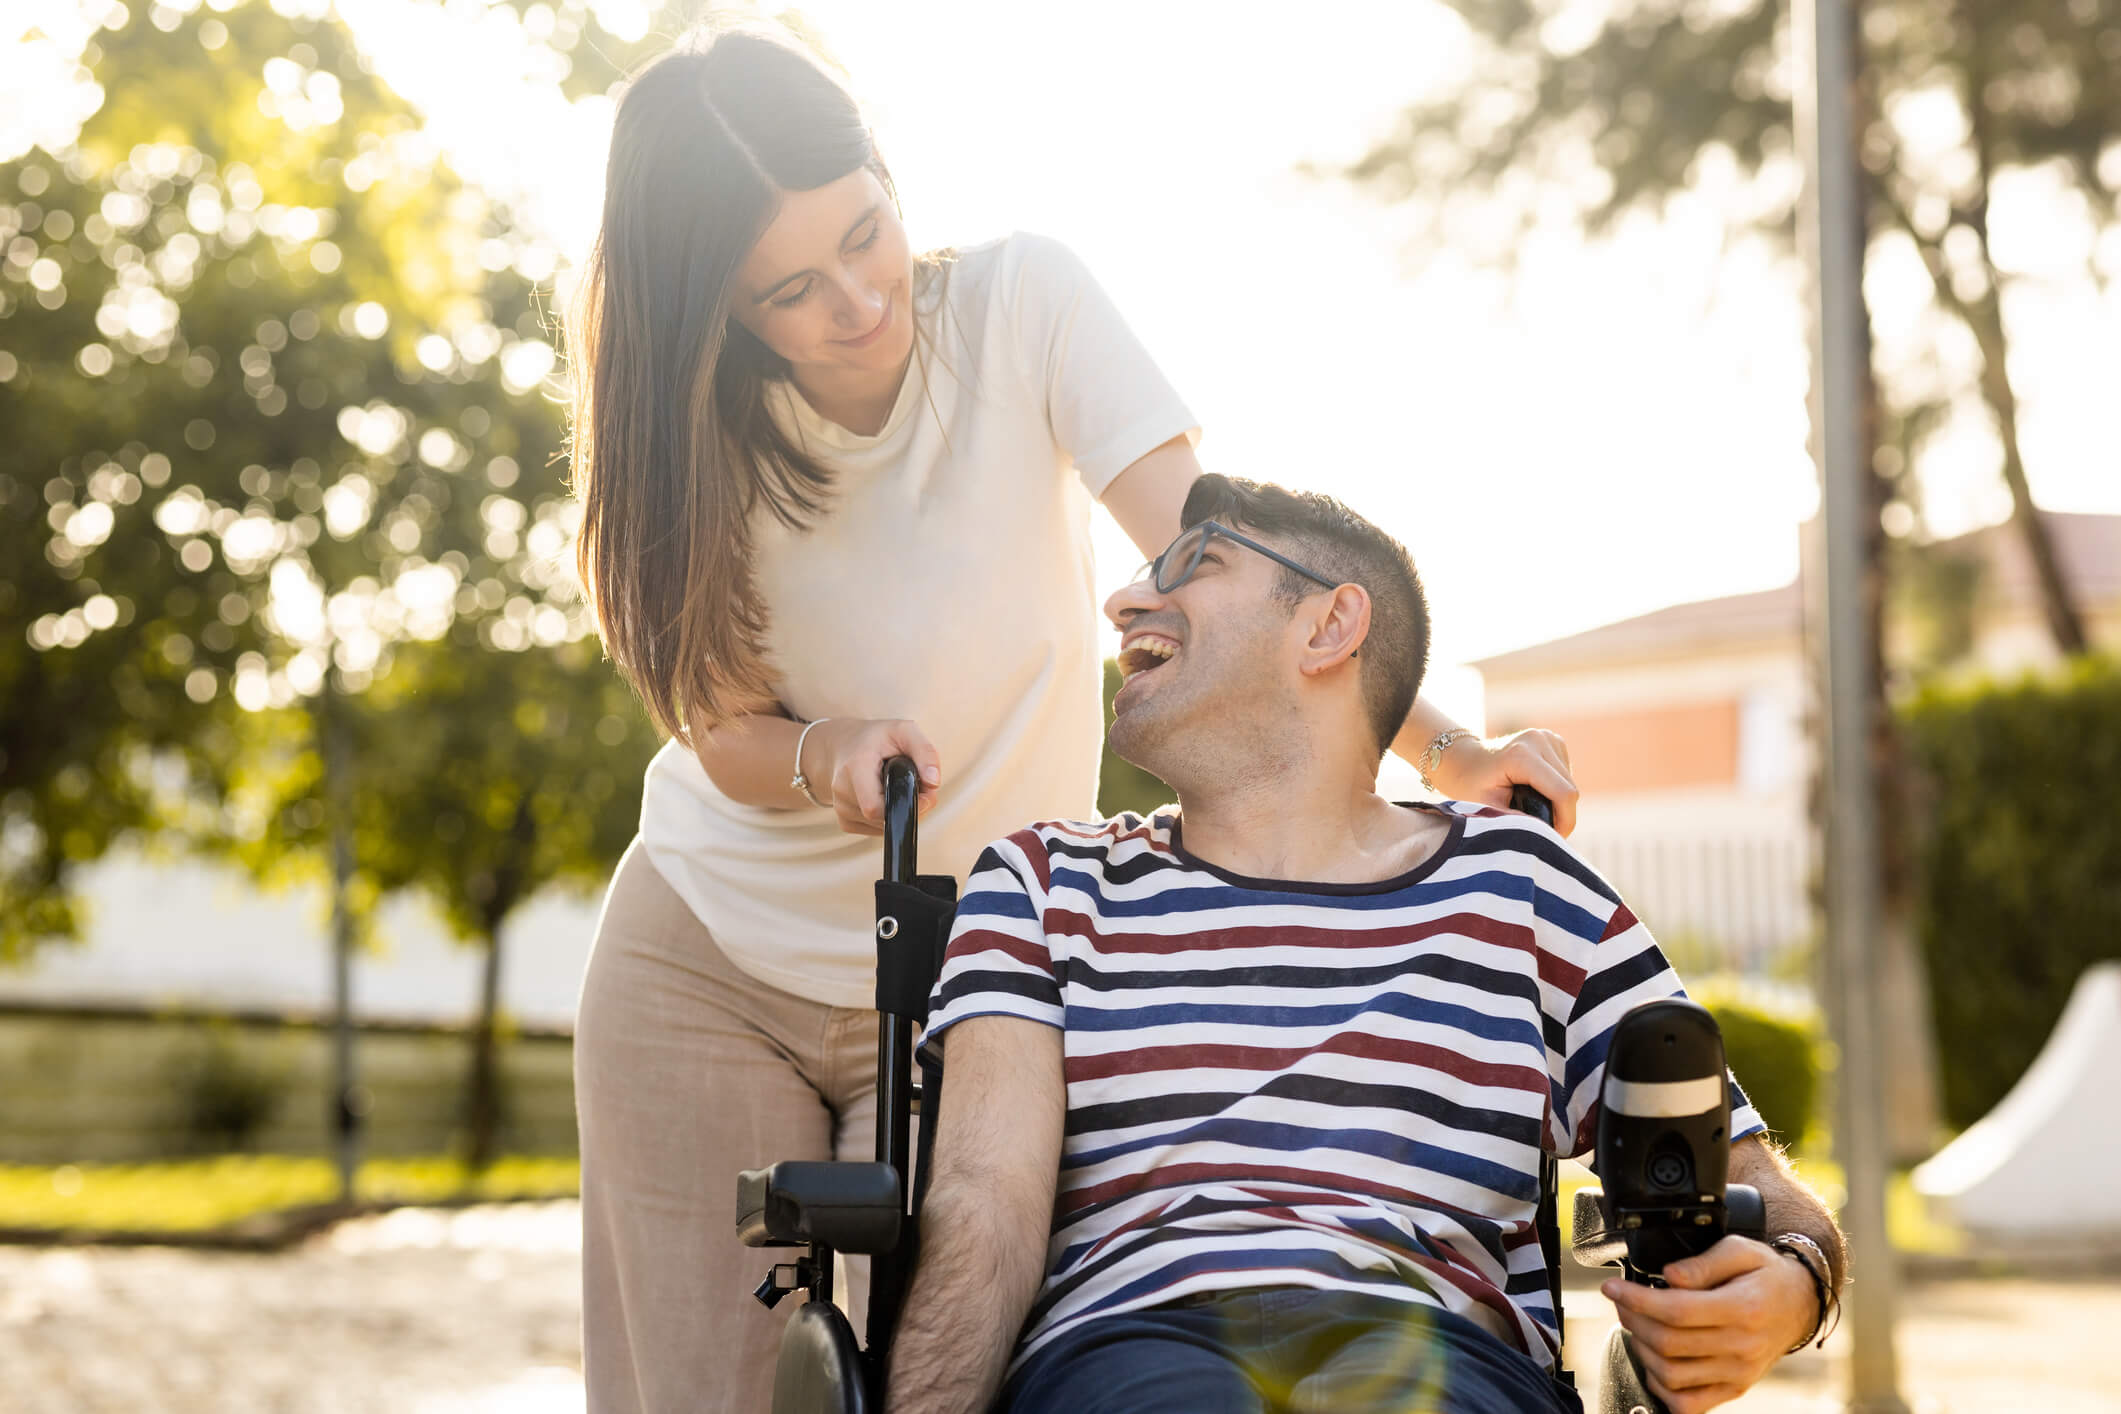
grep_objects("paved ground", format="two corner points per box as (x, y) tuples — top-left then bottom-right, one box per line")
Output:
(1563, 1276), (2121, 1414)
(2, 1202), (2117, 1412)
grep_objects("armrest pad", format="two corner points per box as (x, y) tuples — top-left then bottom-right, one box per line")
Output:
(1572, 1186), (1629, 1269)
(735, 1160), (903, 1254)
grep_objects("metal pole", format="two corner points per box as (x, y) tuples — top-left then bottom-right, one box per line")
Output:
(1792, 0), (1909, 1408)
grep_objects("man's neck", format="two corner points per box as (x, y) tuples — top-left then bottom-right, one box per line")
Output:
(1169, 743), (1449, 887)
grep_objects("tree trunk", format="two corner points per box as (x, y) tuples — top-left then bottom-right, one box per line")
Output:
(463, 923), (505, 1173)
(322, 689), (361, 1204)
(461, 795), (537, 1173)
(1954, 0), (2089, 657)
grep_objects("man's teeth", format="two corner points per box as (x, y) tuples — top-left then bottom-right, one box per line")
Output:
(1121, 639), (1178, 679)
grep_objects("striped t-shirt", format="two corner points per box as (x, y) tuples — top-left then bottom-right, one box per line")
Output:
(921, 800), (1765, 1373)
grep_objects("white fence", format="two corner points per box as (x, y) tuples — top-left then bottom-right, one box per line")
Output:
(1569, 826), (1812, 978)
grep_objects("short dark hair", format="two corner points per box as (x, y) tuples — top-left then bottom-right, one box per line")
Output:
(1180, 474), (1428, 757)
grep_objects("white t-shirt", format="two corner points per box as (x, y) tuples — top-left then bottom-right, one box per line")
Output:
(638, 232), (1198, 1008)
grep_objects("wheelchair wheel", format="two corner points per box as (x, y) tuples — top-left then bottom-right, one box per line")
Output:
(771, 1299), (873, 1414)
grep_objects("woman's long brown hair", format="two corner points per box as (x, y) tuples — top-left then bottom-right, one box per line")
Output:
(568, 26), (928, 741)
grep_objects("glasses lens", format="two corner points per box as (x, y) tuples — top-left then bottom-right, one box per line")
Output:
(1155, 526), (1209, 594)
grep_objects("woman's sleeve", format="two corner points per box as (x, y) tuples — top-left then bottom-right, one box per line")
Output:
(1003, 231), (1200, 498)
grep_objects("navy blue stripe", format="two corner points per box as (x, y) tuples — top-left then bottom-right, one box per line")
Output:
(933, 969), (1057, 1016)
(1457, 822), (1620, 905)
(1066, 1072), (1545, 1150)
(956, 885), (1038, 921)
(1061, 948), (1538, 1005)
(1029, 1228), (1436, 1332)
(1062, 987), (1544, 1051)
(1066, 1115), (1541, 1204)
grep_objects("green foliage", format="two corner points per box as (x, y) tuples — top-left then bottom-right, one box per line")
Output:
(1338, 0), (2116, 648)
(215, 635), (659, 1168)
(1344, 0), (2121, 250)
(176, 1020), (286, 1153)
(212, 635), (658, 945)
(1901, 657), (2121, 1128)
(1097, 659), (1173, 819)
(1696, 990), (1824, 1150)
(0, 0), (582, 952)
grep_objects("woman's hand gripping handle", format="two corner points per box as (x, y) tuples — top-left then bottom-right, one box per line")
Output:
(803, 718), (942, 836)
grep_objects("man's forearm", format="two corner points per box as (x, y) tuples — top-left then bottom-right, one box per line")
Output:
(1733, 1136), (1848, 1292)
(884, 1178), (1050, 1414)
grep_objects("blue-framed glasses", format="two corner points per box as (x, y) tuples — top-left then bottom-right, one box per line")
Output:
(1140, 520), (1340, 595)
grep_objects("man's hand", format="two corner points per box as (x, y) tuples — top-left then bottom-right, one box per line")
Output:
(1601, 1236), (1818, 1414)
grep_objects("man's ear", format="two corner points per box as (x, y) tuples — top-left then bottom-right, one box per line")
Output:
(1298, 584), (1371, 677)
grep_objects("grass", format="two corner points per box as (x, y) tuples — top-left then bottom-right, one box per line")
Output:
(0, 1154), (580, 1236)
(4, 1149), (1963, 1256)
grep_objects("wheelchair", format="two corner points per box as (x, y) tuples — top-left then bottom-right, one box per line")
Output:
(735, 760), (1763, 1414)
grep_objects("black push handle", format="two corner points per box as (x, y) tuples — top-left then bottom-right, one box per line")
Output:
(870, 753), (924, 1355)
(1509, 782), (1555, 827)
(882, 756), (920, 884)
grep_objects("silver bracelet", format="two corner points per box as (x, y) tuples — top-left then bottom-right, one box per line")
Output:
(1769, 1232), (1839, 1351)
(790, 718), (833, 807)
(1417, 727), (1475, 794)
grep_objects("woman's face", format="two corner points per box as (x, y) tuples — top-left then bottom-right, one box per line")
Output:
(730, 167), (915, 379)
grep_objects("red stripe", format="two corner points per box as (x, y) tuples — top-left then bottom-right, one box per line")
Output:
(1047, 909), (1538, 957)
(1060, 1159), (1514, 1229)
(1006, 828), (1052, 892)
(1065, 1030), (1544, 1091)
(948, 929), (1053, 979)
(1536, 946), (1587, 995)
(1599, 902), (1639, 943)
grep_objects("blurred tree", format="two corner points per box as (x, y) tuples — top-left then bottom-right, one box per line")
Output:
(1339, 0), (2113, 657)
(1, 0), (577, 942)
(215, 633), (658, 1169)
(0, 0), (665, 1176)
(1323, 1), (2121, 1155)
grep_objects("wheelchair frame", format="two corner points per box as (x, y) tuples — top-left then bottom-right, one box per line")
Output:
(736, 761), (1746, 1414)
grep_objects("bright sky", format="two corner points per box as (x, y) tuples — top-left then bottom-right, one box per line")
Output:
(14, 0), (2121, 727)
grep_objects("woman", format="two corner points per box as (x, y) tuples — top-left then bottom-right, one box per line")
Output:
(567, 24), (1577, 1413)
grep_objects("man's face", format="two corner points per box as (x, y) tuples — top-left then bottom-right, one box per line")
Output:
(1103, 525), (1314, 781)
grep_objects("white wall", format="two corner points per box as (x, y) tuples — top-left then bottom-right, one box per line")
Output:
(0, 849), (605, 1031)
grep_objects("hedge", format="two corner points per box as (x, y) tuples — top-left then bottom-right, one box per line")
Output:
(1901, 655), (2121, 1129)
(1698, 992), (1822, 1150)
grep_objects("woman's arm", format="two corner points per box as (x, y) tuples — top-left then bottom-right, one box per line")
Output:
(1388, 705), (1579, 836)
(1100, 441), (1581, 833)
(693, 708), (943, 834)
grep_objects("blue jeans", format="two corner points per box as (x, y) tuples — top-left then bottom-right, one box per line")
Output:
(999, 1289), (1581, 1414)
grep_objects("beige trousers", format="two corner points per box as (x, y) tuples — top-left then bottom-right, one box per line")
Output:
(576, 839), (881, 1414)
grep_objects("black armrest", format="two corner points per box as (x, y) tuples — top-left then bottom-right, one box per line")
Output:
(736, 1160), (903, 1254)
(1572, 1182), (1768, 1271)
(1572, 1185), (1630, 1269)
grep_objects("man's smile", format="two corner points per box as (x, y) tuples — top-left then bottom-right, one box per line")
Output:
(1118, 629), (1181, 680)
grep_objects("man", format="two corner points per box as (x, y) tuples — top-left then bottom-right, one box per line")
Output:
(886, 476), (1845, 1414)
